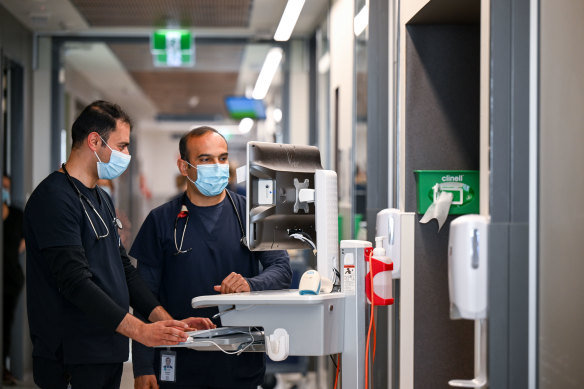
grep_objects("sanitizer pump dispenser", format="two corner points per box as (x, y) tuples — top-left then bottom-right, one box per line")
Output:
(376, 209), (402, 278)
(448, 215), (488, 319)
(365, 237), (394, 306)
(448, 214), (489, 388)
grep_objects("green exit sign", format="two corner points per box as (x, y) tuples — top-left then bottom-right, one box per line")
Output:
(150, 29), (194, 67)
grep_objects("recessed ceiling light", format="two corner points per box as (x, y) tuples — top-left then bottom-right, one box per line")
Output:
(273, 108), (283, 123)
(239, 118), (254, 134)
(188, 96), (200, 108)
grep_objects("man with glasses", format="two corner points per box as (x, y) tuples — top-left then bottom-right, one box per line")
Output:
(24, 101), (214, 389)
(130, 127), (292, 389)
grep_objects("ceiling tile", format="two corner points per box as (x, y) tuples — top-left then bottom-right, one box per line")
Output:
(130, 71), (239, 117)
(108, 42), (244, 72)
(70, 0), (253, 28)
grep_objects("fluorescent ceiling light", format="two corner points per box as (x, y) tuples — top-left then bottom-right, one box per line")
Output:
(354, 4), (369, 36)
(252, 47), (283, 100)
(274, 0), (306, 41)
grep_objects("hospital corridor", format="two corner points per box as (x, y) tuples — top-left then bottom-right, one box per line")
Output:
(1, 0), (583, 388)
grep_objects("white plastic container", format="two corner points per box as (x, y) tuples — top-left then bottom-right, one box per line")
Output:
(448, 214), (489, 319)
(376, 208), (401, 278)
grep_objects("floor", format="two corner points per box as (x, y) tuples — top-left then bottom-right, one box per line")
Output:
(13, 363), (317, 389)
(10, 361), (134, 389)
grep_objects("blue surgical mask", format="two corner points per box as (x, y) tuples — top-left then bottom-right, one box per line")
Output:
(2, 188), (10, 205)
(95, 136), (131, 180)
(184, 161), (229, 197)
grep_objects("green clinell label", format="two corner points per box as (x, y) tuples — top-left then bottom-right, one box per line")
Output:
(414, 170), (479, 214)
(428, 176), (475, 207)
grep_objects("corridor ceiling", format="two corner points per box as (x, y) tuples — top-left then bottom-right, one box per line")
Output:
(2, 0), (328, 121)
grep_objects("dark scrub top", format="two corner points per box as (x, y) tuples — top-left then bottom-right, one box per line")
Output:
(24, 171), (155, 365)
(130, 190), (292, 388)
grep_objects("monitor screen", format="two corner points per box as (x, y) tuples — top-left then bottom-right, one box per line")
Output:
(245, 141), (323, 251)
(224, 96), (267, 120)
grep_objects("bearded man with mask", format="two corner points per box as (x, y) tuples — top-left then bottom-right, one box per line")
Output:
(24, 101), (214, 389)
(130, 126), (292, 389)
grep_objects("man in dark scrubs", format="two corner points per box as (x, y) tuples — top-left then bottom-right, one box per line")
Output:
(2, 174), (25, 385)
(24, 101), (214, 389)
(131, 126), (292, 389)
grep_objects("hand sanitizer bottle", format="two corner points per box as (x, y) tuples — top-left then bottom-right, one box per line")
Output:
(365, 236), (394, 305)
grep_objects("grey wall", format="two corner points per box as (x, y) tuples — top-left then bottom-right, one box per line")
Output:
(365, 1), (390, 387)
(487, 0), (531, 387)
(405, 25), (480, 388)
(0, 4), (34, 197)
(0, 3), (34, 381)
(539, 1), (584, 387)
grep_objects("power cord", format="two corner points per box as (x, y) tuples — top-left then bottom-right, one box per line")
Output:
(288, 230), (317, 255)
(189, 327), (259, 356)
(332, 267), (341, 291)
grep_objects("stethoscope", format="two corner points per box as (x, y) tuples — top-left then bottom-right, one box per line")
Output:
(62, 163), (122, 246)
(173, 190), (247, 255)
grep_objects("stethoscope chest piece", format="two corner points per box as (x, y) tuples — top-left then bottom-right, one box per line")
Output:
(174, 204), (190, 255)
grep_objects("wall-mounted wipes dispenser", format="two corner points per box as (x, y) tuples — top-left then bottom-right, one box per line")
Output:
(448, 214), (489, 388)
(414, 170), (480, 232)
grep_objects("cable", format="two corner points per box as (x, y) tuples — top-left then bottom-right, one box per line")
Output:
(194, 338), (255, 355)
(365, 249), (376, 389)
(288, 231), (317, 255)
(332, 267), (341, 290)
(373, 313), (377, 363)
(189, 327), (258, 356)
(333, 354), (340, 389)
(329, 354), (337, 369)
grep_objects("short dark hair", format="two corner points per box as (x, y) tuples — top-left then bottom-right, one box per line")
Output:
(179, 126), (226, 162)
(71, 100), (132, 148)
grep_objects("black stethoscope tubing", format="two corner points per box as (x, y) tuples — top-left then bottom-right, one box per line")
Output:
(173, 190), (247, 255)
(61, 163), (121, 245)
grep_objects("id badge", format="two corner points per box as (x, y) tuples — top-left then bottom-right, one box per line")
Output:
(160, 350), (177, 382)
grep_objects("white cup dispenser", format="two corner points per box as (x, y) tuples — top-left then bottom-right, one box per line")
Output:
(448, 214), (489, 388)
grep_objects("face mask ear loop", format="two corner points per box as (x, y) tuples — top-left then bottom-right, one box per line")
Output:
(94, 134), (110, 163)
(99, 135), (114, 151)
(183, 159), (196, 170)
(182, 160), (196, 184)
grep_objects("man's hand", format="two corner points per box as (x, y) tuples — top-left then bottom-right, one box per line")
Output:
(182, 317), (216, 331)
(137, 320), (190, 347)
(214, 272), (251, 294)
(134, 374), (158, 389)
(117, 314), (189, 347)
